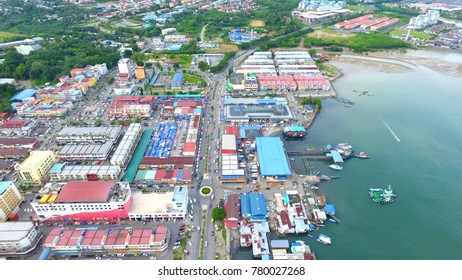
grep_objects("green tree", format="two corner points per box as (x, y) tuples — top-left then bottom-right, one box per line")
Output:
(95, 119), (103, 126)
(198, 61), (209, 72)
(211, 207), (226, 221)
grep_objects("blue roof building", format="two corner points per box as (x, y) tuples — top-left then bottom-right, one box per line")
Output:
(240, 193), (267, 221)
(255, 137), (291, 177)
(326, 150), (344, 164)
(9, 89), (37, 102)
(171, 72), (183, 89)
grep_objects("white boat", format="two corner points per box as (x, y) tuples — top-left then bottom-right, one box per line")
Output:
(317, 234), (331, 245)
(329, 164), (343, 171)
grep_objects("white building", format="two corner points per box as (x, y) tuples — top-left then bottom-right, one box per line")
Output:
(128, 186), (189, 221)
(118, 58), (134, 78)
(0, 222), (40, 255)
(48, 164), (121, 182)
(31, 181), (132, 222)
(110, 123), (143, 167)
(56, 126), (122, 144)
(57, 142), (113, 161)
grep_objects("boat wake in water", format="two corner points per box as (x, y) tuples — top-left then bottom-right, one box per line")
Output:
(380, 117), (401, 142)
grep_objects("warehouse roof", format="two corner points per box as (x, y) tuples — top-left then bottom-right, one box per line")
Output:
(255, 137), (291, 176)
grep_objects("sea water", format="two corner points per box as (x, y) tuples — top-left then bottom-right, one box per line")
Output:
(234, 53), (462, 260)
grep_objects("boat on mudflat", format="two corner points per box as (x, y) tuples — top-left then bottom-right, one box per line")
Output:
(329, 164), (343, 171)
(317, 234), (331, 245)
(355, 152), (370, 159)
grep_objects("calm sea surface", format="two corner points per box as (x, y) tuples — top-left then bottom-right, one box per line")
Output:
(235, 53), (462, 260)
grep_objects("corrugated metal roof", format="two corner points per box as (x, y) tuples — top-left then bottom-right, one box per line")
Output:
(255, 137), (291, 176)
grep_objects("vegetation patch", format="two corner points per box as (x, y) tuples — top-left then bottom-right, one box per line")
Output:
(304, 32), (411, 53)
(0, 31), (25, 43)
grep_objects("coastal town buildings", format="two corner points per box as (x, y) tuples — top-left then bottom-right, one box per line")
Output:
(15, 151), (57, 187)
(0, 222), (41, 255)
(128, 186), (189, 221)
(42, 226), (169, 257)
(31, 181), (132, 222)
(0, 181), (24, 222)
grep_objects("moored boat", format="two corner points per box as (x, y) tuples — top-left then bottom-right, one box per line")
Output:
(329, 164), (343, 171)
(355, 152), (369, 159)
(317, 234), (331, 245)
(369, 185), (397, 204)
(330, 175), (341, 179)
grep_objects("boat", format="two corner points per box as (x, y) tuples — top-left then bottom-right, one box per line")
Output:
(310, 186), (319, 190)
(307, 234), (314, 238)
(284, 126), (307, 139)
(317, 234), (331, 245)
(336, 143), (354, 159)
(312, 170), (321, 176)
(369, 185), (397, 204)
(355, 152), (369, 159)
(328, 218), (336, 223)
(329, 164), (343, 171)
(318, 174), (331, 181)
(330, 175), (341, 179)
(289, 158), (295, 161)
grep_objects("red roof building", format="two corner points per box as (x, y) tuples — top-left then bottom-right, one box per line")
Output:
(224, 194), (240, 229)
(55, 181), (115, 203)
(1, 120), (25, 129)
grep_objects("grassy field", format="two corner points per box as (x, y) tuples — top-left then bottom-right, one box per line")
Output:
(178, 55), (193, 68)
(250, 20), (265, 27)
(347, 5), (370, 12)
(183, 74), (207, 87)
(307, 28), (354, 43)
(206, 44), (239, 54)
(0, 31), (25, 43)
(389, 29), (435, 40)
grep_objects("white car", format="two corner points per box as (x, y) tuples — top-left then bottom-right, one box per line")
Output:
(204, 241), (208, 247)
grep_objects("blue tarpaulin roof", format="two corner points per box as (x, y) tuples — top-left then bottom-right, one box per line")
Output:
(255, 137), (291, 176)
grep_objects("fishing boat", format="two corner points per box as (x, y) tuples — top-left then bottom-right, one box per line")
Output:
(329, 164), (343, 171)
(317, 234), (331, 245)
(369, 185), (397, 204)
(307, 234), (314, 238)
(310, 186), (319, 190)
(330, 175), (341, 179)
(289, 158), (295, 161)
(355, 152), (369, 159)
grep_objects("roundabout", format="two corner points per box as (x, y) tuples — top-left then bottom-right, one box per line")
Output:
(200, 186), (212, 196)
